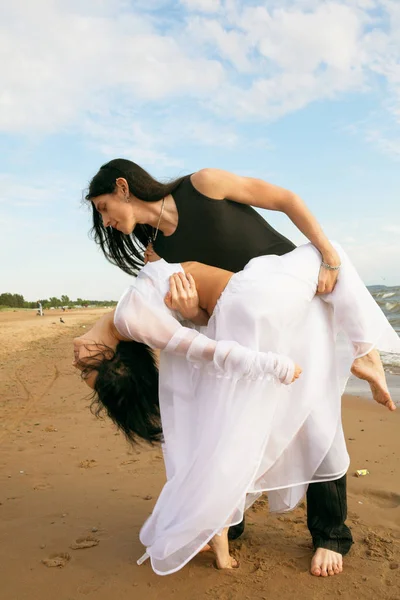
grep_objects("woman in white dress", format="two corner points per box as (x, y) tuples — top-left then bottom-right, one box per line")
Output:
(74, 242), (399, 576)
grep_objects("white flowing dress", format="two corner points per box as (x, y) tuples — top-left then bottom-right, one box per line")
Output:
(114, 243), (400, 576)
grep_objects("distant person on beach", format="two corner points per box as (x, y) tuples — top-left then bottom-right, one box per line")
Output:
(82, 158), (392, 576)
(37, 301), (43, 317)
(73, 241), (399, 576)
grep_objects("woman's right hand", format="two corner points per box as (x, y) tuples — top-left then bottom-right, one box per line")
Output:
(291, 364), (302, 383)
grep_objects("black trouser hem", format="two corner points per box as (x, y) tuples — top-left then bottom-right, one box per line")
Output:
(311, 533), (353, 555)
(228, 517), (245, 541)
(307, 474), (353, 556)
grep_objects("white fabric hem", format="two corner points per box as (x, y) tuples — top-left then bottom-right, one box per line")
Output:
(144, 463), (349, 576)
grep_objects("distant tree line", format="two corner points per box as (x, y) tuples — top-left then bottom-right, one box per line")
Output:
(0, 293), (117, 309)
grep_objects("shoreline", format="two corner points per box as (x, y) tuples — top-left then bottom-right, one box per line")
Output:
(346, 372), (400, 404)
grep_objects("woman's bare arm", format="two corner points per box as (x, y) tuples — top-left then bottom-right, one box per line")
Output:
(191, 168), (340, 294)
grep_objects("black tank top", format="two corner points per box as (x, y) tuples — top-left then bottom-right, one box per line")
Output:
(153, 175), (296, 273)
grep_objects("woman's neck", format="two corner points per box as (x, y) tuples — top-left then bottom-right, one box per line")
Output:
(159, 194), (178, 237)
(137, 194), (178, 237)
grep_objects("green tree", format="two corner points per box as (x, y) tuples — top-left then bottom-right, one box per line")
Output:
(49, 296), (60, 307)
(0, 293), (25, 307)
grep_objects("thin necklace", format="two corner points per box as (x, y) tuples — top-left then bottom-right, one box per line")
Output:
(149, 197), (165, 245)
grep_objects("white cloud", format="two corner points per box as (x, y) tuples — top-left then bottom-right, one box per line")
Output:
(255, 4), (362, 73)
(180, 0), (222, 13)
(0, 0), (398, 169)
(83, 110), (184, 167)
(185, 16), (253, 72)
(1, 0), (399, 139)
(382, 224), (400, 234)
(0, 1), (224, 134)
(209, 2), (370, 119)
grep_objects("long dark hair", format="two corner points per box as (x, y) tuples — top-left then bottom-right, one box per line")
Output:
(79, 340), (162, 445)
(85, 158), (185, 276)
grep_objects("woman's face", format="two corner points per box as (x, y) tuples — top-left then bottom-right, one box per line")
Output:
(73, 338), (98, 389)
(73, 334), (116, 390)
(92, 179), (138, 234)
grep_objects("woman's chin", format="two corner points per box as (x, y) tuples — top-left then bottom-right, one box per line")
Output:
(116, 224), (131, 235)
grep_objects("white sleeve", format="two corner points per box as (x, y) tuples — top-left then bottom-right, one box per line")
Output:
(114, 283), (295, 385)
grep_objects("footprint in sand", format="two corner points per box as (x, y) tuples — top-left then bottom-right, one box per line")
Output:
(70, 535), (99, 550)
(33, 482), (53, 491)
(363, 532), (394, 561)
(78, 459), (97, 469)
(42, 552), (71, 568)
(365, 489), (400, 509)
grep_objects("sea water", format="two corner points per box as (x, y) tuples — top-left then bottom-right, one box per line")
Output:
(345, 284), (400, 402)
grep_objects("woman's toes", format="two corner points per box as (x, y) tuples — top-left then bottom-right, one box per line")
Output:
(327, 564), (335, 576)
(214, 556), (240, 570)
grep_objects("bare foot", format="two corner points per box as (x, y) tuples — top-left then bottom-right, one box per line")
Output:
(198, 544), (211, 553)
(351, 349), (396, 411)
(209, 528), (239, 570)
(214, 555), (240, 570)
(310, 548), (343, 577)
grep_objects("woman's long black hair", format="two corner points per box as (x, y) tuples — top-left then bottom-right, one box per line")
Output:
(85, 158), (185, 276)
(80, 340), (162, 445)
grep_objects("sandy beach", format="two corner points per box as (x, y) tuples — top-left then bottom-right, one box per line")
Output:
(0, 309), (399, 600)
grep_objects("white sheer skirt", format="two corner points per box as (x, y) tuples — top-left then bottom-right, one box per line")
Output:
(139, 243), (400, 575)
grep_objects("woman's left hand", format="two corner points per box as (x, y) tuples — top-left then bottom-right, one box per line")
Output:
(165, 272), (200, 320)
(317, 249), (341, 294)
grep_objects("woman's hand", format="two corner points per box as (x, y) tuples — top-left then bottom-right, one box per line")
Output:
(291, 364), (302, 383)
(165, 272), (201, 320)
(317, 248), (341, 295)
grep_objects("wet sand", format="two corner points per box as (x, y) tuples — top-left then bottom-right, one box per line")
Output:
(0, 309), (399, 600)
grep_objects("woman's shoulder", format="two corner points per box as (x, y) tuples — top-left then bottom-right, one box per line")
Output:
(190, 168), (234, 200)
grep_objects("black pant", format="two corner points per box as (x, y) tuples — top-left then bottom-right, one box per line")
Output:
(229, 474), (353, 555)
(306, 474), (353, 554)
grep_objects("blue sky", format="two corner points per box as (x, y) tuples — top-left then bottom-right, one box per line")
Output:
(1, 0), (399, 300)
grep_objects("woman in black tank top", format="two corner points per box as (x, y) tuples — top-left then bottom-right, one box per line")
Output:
(84, 158), (352, 576)
(85, 158), (341, 291)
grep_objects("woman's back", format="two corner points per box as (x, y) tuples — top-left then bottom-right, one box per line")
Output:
(154, 176), (295, 273)
(182, 261), (234, 316)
